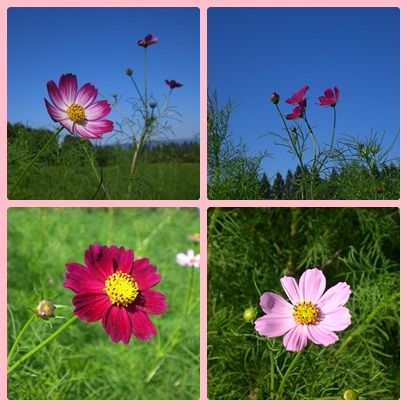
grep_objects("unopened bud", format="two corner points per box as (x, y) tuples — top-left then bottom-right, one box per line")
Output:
(270, 92), (280, 105)
(243, 306), (257, 323)
(149, 101), (157, 109)
(36, 300), (55, 319)
(125, 68), (133, 76)
(343, 389), (358, 400)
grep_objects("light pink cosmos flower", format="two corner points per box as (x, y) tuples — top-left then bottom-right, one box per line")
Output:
(255, 268), (351, 352)
(318, 86), (340, 107)
(176, 249), (200, 268)
(45, 73), (113, 139)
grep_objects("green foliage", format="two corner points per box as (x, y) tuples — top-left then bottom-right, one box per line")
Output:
(8, 123), (199, 199)
(207, 92), (269, 199)
(208, 208), (399, 399)
(8, 208), (200, 399)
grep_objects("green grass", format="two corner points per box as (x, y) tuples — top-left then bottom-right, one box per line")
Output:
(7, 208), (200, 399)
(207, 208), (399, 400)
(8, 162), (200, 200)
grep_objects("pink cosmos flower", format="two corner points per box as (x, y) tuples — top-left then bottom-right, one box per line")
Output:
(176, 249), (200, 268)
(45, 73), (113, 139)
(286, 85), (309, 105)
(165, 79), (183, 89)
(64, 244), (168, 344)
(255, 268), (351, 352)
(138, 34), (158, 48)
(286, 100), (306, 120)
(318, 86), (340, 107)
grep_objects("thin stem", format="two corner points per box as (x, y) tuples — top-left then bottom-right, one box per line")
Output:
(269, 345), (275, 398)
(276, 350), (303, 400)
(303, 113), (320, 172)
(77, 140), (111, 200)
(11, 126), (64, 195)
(7, 314), (36, 365)
(8, 316), (78, 375)
(318, 105), (336, 172)
(144, 47), (148, 118)
(129, 75), (147, 116)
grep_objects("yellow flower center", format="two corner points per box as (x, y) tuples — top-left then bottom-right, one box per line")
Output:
(292, 301), (319, 325)
(67, 103), (86, 123)
(104, 271), (138, 307)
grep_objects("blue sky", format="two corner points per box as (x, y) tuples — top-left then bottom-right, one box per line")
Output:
(208, 7), (400, 178)
(8, 8), (200, 143)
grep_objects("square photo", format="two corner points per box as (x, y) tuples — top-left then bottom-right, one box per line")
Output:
(207, 8), (400, 200)
(7, 207), (200, 399)
(7, 8), (200, 200)
(207, 207), (400, 399)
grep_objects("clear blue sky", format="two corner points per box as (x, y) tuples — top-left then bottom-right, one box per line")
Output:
(208, 7), (400, 178)
(8, 8), (200, 143)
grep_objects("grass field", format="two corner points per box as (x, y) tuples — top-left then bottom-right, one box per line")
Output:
(7, 208), (200, 399)
(8, 162), (200, 200)
(207, 208), (399, 400)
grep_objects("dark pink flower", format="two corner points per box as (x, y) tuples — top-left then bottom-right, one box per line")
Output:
(285, 85), (309, 105)
(138, 34), (158, 48)
(286, 100), (306, 120)
(45, 73), (113, 139)
(255, 268), (351, 352)
(165, 79), (183, 89)
(270, 92), (280, 104)
(318, 86), (340, 107)
(64, 244), (168, 344)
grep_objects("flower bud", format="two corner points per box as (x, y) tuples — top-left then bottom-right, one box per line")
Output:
(270, 92), (280, 105)
(243, 306), (257, 323)
(36, 300), (55, 319)
(149, 101), (157, 109)
(125, 68), (133, 76)
(343, 389), (358, 400)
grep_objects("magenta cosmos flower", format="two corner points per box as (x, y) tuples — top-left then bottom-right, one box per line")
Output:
(138, 34), (158, 48)
(45, 73), (113, 139)
(255, 268), (351, 352)
(286, 85), (309, 105)
(165, 79), (183, 89)
(286, 100), (306, 120)
(64, 244), (168, 344)
(318, 86), (340, 107)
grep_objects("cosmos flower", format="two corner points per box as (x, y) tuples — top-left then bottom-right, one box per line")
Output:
(64, 244), (167, 344)
(45, 73), (113, 139)
(318, 86), (340, 107)
(176, 249), (200, 268)
(285, 85), (309, 105)
(254, 268), (351, 352)
(138, 34), (158, 48)
(286, 100), (306, 120)
(165, 79), (183, 89)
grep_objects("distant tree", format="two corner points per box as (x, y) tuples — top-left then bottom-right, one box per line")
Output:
(284, 170), (294, 199)
(270, 172), (284, 199)
(259, 173), (272, 199)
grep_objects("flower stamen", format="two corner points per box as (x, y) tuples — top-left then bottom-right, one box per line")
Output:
(292, 301), (319, 325)
(67, 103), (86, 123)
(104, 271), (138, 307)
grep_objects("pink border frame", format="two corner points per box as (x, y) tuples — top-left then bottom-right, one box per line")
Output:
(1, 0), (403, 403)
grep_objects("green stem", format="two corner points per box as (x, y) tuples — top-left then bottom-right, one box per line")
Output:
(303, 113), (320, 172)
(7, 314), (36, 365)
(11, 126), (63, 195)
(144, 47), (148, 118)
(318, 105), (336, 172)
(276, 350), (303, 400)
(129, 75), (147, 116)
(8, 316), (78, 375)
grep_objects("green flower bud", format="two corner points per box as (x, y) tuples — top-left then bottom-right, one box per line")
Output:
(243, 306), (257, 323)
(343, 389), (358, 400)
(36, 300), (55, 319)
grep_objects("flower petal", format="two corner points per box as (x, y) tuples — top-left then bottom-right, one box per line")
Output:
(85, 100), (111, 121)
(84, 244), (114, 280)
(102, 306), (132, 344)
(109, 245), (134, 274)
(47, 80), (67, 109)
(280, 276), (301, 304)
(64, 262), (105, 293)
(134, 290), (168, 315)
(260, 291), (293, 315)
(255, 314), (296, 338)
(58, 73), (78, 106)
(334, 86), (340, 100)
(74, 123), (103, 139)
(131, 258), (161, 290)
(299, 268), (326, 303)
(285, 85), (309, 104)
(82, 120), (113, 136)
(320, 306), (351, 331)
(45, 99), (68, 122)
(60, 118), (75, 134)
(307, 324), (339, 346)
(283, 324), (308, 351)
(324, 88), (334, 99)
(72, 293), (111, 322)
(176, 253), (190, 266)
(75, 83), (98, 108)
(128, 308), (157, 341)
(317, 282), (351, 313)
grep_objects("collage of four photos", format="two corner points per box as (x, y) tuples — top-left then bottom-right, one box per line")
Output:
(5, 5), (400, 401)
